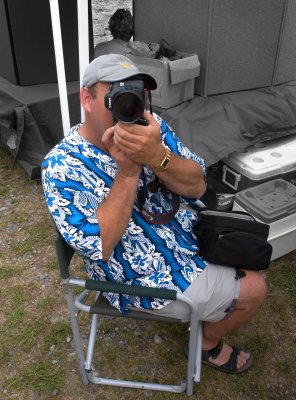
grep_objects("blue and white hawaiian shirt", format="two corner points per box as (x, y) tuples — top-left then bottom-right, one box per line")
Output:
(42, 114), (207, 313)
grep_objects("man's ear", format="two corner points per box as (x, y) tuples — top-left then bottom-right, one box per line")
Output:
(80, 87), (92, 113)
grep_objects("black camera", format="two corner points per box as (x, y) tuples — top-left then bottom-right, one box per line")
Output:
(104, 79), (147, 125)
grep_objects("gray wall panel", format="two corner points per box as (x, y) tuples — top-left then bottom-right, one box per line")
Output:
(273, 0), (296, 85)
(133, 0), (293, 97)
(207, 0), (284, 94)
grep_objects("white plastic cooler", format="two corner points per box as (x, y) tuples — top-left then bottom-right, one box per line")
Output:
(218, 136), (296, 192)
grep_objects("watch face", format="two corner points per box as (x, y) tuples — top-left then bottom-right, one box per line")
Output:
(162, 158), (170, 168)
(161, 150), (171, 169)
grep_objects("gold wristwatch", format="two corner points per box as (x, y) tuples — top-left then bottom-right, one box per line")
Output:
(154, 148), (171, 172)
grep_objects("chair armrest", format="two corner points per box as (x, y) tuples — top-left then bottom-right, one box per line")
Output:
(84, 279), (177, 301)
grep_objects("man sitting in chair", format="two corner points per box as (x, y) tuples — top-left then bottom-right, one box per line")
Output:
(42, 54), (267, 375)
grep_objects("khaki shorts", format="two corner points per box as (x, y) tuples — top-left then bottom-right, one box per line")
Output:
(140, 263), (241, 323)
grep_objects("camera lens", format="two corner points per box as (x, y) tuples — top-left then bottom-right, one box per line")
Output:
(112, 92), (144, 124)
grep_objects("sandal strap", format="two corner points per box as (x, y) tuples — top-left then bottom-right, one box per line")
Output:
(202, 339), (224, 361)
(223, 346), (241, 372)
(202, 342), (253, 374)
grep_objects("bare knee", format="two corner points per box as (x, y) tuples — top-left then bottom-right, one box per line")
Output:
(237, 270), (267, 309)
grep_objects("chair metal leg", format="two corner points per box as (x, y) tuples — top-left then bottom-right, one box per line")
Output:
(194, 321), (203, 383)
(186, 311), (199, 396)
(85, 313), (99, 371)
(64, 283), (89, 385)
(177, 293), (203, 396)
(88, 373), (187, 393)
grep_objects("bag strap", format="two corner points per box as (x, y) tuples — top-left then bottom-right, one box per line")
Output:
(198, 207), (255, 221)
(138, 177), (180, 224)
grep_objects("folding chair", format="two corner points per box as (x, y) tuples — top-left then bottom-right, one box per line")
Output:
(55, 228), (203, 396)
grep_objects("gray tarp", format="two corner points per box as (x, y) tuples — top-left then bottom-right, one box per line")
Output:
(1, 75), (296, 178)
(154, 80), (296, 165)
(0, 75), (80, 178)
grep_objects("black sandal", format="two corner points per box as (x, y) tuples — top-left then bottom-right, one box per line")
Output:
(202, 340), (253, 374)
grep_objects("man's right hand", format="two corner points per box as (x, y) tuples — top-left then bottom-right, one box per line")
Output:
(102, 126), (141, 178)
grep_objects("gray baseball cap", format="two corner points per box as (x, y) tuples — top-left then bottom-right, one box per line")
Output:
(83, 53), (157, 90)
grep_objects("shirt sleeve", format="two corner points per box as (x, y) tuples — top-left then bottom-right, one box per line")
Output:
(42, 151), (109, 261)
(154, 113), (207, 207)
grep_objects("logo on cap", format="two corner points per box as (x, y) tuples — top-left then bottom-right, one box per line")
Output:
(119, 62), (135, 70)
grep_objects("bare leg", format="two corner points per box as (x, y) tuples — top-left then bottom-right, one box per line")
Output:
(202, 270), (267, 369)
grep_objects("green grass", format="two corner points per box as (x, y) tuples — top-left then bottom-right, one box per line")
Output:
(229, 376), (271, 398)
(0, 266), (15, 279)
(43, 321), (72, 350)
(3, 361), (66, 393)
(0, 187), (9, 196)
(23, 361), (66, 390)
(267, 260), (296, 309)
(10, 220), (53, 256)
(36, 296), (56, 311)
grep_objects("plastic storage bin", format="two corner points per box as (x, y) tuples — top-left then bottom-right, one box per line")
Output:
(233, 179), (296, 260)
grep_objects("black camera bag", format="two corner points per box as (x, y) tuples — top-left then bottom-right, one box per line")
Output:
(196, 208), (272, 270)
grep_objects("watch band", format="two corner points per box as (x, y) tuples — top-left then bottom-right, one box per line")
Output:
(153, 148), (171, 172)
